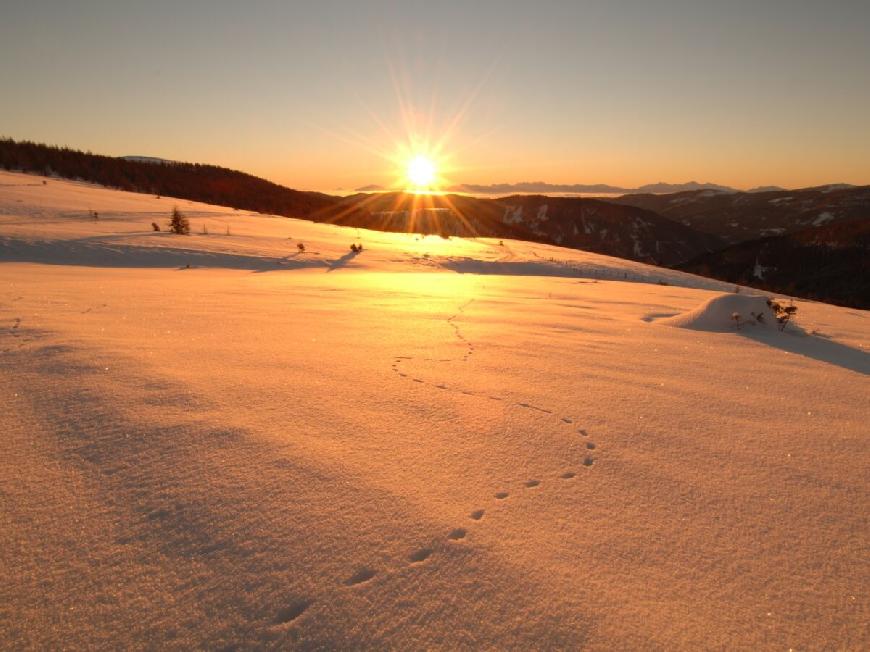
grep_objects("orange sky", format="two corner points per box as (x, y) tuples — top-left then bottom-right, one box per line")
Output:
(2, 1), (868, 191)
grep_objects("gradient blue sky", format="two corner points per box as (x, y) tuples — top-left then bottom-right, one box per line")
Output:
(2, 0), (868, 190)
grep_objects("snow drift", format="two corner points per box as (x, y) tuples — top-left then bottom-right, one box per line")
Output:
(659, 292), (782, 332)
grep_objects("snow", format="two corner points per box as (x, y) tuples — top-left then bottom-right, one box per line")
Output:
(1, 170), (868, 650)
(660, 293), (778, 332)
(814, 211), (835, 226)
(502, 205), (523, 224)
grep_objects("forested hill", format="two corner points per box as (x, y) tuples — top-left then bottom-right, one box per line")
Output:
(0, 138), (337, 218)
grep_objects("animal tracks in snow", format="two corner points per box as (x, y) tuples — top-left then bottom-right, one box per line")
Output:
(277, 301), (603, 631)
(280, 440), (601, 630)
(389, 299), (600, 469)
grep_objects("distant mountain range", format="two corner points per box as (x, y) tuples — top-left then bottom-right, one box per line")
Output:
(120, 155), (174, 165)
(2, 138), (867, 307)
(356, 181), (800, 195)
(448, 181), (738, 195)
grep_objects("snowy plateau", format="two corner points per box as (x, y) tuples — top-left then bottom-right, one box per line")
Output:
(0, 170), (867, 650)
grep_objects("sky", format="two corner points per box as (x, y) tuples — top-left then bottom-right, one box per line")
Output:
(1, 0), (869, 191)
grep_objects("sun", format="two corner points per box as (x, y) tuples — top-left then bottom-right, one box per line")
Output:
(406, 154), (437, 189)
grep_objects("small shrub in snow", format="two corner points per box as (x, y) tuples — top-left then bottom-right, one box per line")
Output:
(297, 242), (306, 253)
(732, 312), (742, 329)
(767, 298), (798, 331)
(151, 222), (160, 232)
(200, 223), (209, 235)
(225, 225), (231, 236)
(168, 207), (190, 235)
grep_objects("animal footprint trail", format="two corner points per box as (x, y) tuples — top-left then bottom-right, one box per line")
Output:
(446, 299), (476, 362)
(374, 298), (607, 609)
(325, 420), (601, 619)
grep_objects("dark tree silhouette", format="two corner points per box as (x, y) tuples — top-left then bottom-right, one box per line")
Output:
(168, 207), (190, 235)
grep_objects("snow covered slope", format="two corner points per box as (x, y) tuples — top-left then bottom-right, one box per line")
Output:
(1, 171), (868, 650)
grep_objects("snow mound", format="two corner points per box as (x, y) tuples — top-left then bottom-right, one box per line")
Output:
(660, 293), (779, 332)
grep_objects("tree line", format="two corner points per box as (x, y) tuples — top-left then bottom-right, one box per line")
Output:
(0, 137), (336, 218)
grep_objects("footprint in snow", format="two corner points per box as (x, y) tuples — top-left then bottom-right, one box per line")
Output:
(409, 548), (433, 563)
(586, 442), (596, 450)
(275, 599), (312, 625)
(495, 492), (509, 500)
(578, 428), (588, 437)
(448, 528), (467, 540)
(344, 568), (377, 586)
(469, 509), (485, 521)
(583, 457), (595, 467)
(561, 417), (573, 424)
(524, 479), (541, 488)
(561, 471), (576, 479)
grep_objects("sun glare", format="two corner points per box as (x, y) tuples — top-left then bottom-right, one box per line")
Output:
(406, 154), (437, 189)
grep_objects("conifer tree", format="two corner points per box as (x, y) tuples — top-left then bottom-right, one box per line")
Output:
(168, 207), (190, 235)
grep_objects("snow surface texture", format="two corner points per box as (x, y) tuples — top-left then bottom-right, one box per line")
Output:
(1, 170), (868, 650)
